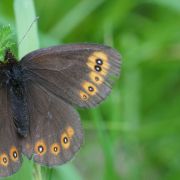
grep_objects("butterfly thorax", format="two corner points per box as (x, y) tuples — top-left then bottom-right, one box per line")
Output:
(0, 49), (29, 137)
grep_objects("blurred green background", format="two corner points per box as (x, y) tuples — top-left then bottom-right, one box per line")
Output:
(0, 0), (180, 180)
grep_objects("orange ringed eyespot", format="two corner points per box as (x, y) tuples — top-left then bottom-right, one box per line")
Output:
(0, 153), (9, 167)
(79, 91), (89, 101)
(10, 146), (19, 162)
(81, 81), (97, 96)
(61, 133), (70, 149)
(66, 126), (74, 138)
(50, 143), (60, 156)
(34, 140), (47, 156)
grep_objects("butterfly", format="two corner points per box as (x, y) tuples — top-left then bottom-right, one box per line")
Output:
(0, 43), (121, 177)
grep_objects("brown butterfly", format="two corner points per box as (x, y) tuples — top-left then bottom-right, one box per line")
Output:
(0, 44), (121, 177)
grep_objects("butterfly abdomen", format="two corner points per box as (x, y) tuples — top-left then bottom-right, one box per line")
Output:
(10, 65), (29, 137)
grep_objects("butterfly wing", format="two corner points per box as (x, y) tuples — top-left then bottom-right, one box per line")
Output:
(20, 44), (121, 107)
(21, 81), (83, 166)
(0, 87), (22, 177)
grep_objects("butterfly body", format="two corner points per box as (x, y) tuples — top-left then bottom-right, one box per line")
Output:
(0, 52), (29, 137)
(0, 44), (121, 177)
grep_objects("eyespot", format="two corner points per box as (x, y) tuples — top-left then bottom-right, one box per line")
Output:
(61, 132), (70, 149)
(66, 126), (74, 138)
(81, 81), (97, 96)
(79, 91), (89, 101)
(94, 65), (102, 72)
(63, 137), (68, 143)
(87, 62), (108, 76)
(89, 72), (103, 85)
(0, 153), (9, 167)
(10, 146), (19, 162)
(88, 86), (94, 92)
(96, 58), (103, 65)
(34, 140), (47, 156)
(50, 143), (60, 156)
(87, 51), (109, 76)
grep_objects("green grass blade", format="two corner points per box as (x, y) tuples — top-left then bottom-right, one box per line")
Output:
(14, 0), (39, 58)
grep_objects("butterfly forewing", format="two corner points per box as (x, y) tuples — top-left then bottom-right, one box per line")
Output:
(20, 44), (121, 107)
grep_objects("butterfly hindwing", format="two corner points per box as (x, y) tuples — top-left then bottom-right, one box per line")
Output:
(0, 87), (22, 177)
(20, 44), (121, 107)
(21, 81), (83, 166)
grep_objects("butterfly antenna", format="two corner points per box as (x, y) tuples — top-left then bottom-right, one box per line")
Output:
(18, 16), (39, 47)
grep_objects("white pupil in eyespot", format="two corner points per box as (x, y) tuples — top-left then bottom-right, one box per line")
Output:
(38, 146), (43, 152)
(63, 137), (68, 144)
(13, 152), (17, 158)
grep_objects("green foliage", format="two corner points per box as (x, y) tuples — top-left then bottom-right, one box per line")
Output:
(0, 0), (180, 180)
(0, 25), (15, 61)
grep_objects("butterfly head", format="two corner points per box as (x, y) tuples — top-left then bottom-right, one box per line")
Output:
(3, 49), (17, 64)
